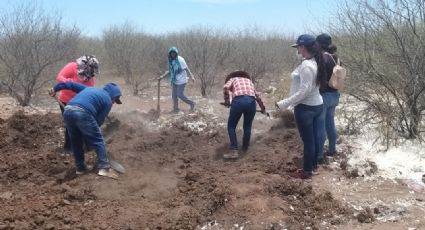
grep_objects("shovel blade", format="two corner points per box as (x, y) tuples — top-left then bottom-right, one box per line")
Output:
(110, 160), (125, 174)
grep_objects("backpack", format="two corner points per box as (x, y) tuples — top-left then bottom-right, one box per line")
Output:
(326, 53), (346, 90)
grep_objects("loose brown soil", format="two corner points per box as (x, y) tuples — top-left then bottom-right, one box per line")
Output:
(1, 92), (424, 229)
(0, 107), (353, 229)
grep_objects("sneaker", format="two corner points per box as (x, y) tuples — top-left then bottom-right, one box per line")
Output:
(98, 168), (119, 179)
(223, 150), (239, 159)
(326, 156), (334, 163)
(60, 148), (73, 157)
(312, 165), (319, 175)
(169, 109), (180, 114)
(289, 170), (312, 180)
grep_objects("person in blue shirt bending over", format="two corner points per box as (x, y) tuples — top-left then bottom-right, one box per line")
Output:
(49, 82), (122, 179)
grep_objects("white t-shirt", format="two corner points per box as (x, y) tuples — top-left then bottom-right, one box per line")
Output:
(171, 56), (188, 85)
(277, 59), (323, 109)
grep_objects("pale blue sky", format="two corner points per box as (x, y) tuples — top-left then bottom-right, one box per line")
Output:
(2, 0), (339, 37)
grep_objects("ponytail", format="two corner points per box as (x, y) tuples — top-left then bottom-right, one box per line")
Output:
(305, 42), (327, 87)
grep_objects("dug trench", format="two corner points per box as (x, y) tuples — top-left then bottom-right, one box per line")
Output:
(0, 110), (353, 229)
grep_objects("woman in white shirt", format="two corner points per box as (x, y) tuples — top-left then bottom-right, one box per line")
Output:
(276, 34), (327, 180)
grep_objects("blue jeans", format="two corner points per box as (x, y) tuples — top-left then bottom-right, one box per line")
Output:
(227, 96), (256, 150)
(294, 103), (325, 172)
(172, 83), (194, 111)
(321, 91), (340, 156)
(63, 106), (110, 170)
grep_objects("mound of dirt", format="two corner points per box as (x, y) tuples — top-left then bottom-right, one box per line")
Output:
(269, 178), (352, 229)
(0, 111), (62, 151)
(0, 109), (354, 229)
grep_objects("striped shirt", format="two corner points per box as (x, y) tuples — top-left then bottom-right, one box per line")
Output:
(223, 77), (265, 111)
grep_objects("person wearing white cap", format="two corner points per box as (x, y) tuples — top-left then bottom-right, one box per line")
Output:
(56, 55), (99, 153)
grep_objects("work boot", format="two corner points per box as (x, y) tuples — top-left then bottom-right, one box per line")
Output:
(76, 165), (92, 175)
(288, 170), (313, 180)
(242, 143), (249, 152)
(223, 150), (239, 159)
(169, 109), (180, 114)
(98, 168), (118, 179)
(61, 147), (73, 157)
(76, 169), (86, 175)
(312, 165), (319, 175)
(190, 102), (196, 111)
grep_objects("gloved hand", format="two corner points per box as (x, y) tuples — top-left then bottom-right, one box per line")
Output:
(48, 88), (55, 97)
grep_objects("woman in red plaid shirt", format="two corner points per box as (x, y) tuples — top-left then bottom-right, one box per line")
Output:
(222, 70), (266, 159)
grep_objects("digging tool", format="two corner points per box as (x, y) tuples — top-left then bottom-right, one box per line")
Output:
(157, 77), (161, 114)
(219, 102), (271, 119)
(53, 95), (65, 109)
(110, 159), (125, 174)
(257, 109), (271, 119)
(48, 88), (65, 108)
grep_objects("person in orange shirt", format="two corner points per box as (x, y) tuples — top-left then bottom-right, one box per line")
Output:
(56, 55), (99, 153)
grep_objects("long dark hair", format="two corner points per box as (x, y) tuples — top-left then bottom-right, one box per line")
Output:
(325, 44), (337, 54)
(304, 42), (327, 87)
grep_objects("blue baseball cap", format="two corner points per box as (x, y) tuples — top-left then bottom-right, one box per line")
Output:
(291, 34), (316, 48)
(103, 83), (122, 104)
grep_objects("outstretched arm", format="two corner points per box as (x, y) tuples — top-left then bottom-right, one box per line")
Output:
(49, 82), (88, 96)
(158, 71), (169, 80)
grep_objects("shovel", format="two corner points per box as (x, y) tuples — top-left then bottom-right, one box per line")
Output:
(157, 78), (161, 115)
(110, 159), (125, 174)
(257, 110), (271, 119)
(52, 94), (65, 109)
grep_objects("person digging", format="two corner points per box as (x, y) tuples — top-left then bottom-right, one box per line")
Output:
(222, 70), (266, 159)
(48, 82), (122, 179)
